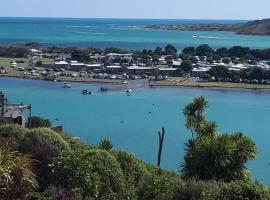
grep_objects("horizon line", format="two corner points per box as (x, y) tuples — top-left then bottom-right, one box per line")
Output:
(0, 16), (254, 21)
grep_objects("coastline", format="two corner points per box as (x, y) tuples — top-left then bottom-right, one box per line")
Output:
(2, 74), (270, 91)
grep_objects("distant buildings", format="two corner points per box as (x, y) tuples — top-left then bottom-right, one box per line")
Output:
(105, 53), (133, 63)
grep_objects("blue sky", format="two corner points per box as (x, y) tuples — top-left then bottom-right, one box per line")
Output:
(1, 0), (269, 20)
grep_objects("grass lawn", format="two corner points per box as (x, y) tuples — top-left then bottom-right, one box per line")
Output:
(150, 79), (270, 90)
(0, 57), (53, 78)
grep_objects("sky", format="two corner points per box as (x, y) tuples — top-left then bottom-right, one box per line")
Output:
(0, 0), (269, 20)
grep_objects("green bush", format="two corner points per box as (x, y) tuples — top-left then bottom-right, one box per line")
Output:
(21, 128), (70, 187)
(22, 128), (70, 159)
(0, 124), (27, 145)
(137, 174), (182, 200)
(113, 150), (149, 186)
(214, 180), (270, 200)
(50, 149), (130, 200)
(29, 116), (51, 128)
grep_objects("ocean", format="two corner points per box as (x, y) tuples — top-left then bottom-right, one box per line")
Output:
(0, 17), (270, 49)
(1, 78), (270, 184)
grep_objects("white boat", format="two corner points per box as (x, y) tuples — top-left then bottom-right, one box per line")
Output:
(122, 80), (129, 84)
(125, 89), (132, 94)
(61, 83), (71, 88)
(192, 34), (200, 38)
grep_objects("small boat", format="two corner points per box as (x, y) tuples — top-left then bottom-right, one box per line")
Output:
(125, 89), (132, 94)
(122, 80), (129, 84)
(192, 34), (200, 38)
(61, 83), (71, 88)
(81, 89), (91, 95)
(100, 87), (109, 92)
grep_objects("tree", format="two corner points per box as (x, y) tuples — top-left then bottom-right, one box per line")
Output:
(228, 46), (250, 58)
(180, 60), (193, 73)
(183, 96), (208, 140)
(216, 47), (228, 57)
(181, 97), (257, 182)
(164, 44), (177, 55)
(28, 116), (51, 128)
(71, 49), (90, 62)
(196, 44), (214, 56)
(208, 66), (232, 80)
(182, 47), (195, 55)
(154, 46), (163, 56)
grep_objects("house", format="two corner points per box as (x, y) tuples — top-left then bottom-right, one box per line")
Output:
(0, 91), (31, 127)
(127, 66), (152, 75)
(105, 65), (123, 73)
(54, 61), (69, 69)
(159, 67), (177, 75)
(29, 49), (42, 56)
(172, 60), (182, 67)
(105, 53), (132, 63)
(3, 106), (26, 126)
(70, 61), (86, 71)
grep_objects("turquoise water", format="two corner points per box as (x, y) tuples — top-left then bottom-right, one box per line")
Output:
(0, 78), (270, 184)
(1, 17), (270, 49)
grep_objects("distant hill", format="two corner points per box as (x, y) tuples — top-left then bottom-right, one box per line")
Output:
(235, 18), (270, 35)
(146, 18), (270, 36)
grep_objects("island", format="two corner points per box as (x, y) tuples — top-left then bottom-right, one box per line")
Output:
(146, 18), (270, 36)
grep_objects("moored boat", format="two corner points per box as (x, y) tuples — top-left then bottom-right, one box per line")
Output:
(100, 87), (109, 92)
(122, 80), (129, 84)
(81, 89), (91, 95)
(61, 83), (71, 88)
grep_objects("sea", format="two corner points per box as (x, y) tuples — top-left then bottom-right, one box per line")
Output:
(0, 78), (270, 184)
(0, 17), (270, 50)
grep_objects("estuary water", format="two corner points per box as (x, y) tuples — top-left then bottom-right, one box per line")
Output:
(0, 78), (270, 184)
(0, 17), (270, 49)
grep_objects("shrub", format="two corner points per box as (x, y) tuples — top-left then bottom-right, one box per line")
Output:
(137, 174), (182, 200)
(50, 149), (130, 200)
(215, 180), (270, 200)
(29, 116), (51, 128)
(22, 128), (70, 187)
(22, 128), (70, 160)
(113, 150), (149, 186)
(0, 124), (27, 145)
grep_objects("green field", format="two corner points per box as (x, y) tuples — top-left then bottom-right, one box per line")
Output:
(150, 78), (270, 90)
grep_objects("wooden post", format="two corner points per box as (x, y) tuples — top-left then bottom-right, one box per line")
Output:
(28, 104), (32, 128)
(157, 127), (165, 167)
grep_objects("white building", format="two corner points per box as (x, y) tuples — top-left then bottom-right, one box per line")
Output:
(105, 53), (132, 63)
(54, 61), (69, 68)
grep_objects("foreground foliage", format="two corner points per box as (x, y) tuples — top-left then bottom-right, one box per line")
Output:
(0, 140), (37, 199)
(0, 110), (269, 199)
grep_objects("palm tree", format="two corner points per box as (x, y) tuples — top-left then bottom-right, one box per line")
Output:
(183, 96), (209, 140)
(0, 142), (37, 199)
(98, 138), (113, 151)
(181, 97), (257, 182)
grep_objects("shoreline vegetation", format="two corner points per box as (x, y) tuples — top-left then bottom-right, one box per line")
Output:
(0, 42), (270, 91)
(1, 97), (270, 199)
(145, 18), (270, 36)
